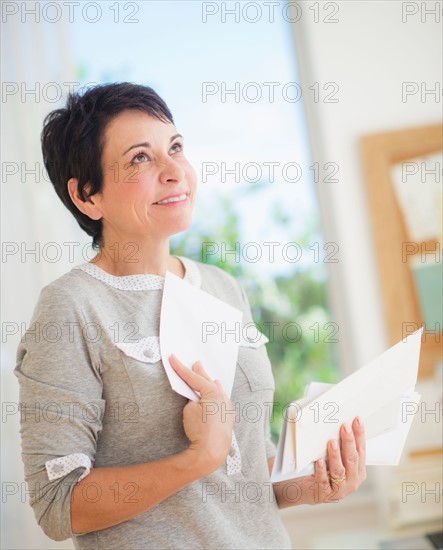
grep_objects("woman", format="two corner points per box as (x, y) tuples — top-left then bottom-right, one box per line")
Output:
(15, 82), (366, 549)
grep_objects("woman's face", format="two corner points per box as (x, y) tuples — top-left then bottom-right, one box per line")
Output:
(93, 109), (197, 245)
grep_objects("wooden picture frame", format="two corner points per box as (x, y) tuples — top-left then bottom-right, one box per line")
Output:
(360, 124), (442, 378)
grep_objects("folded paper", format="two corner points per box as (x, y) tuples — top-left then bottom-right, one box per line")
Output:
(160, 271), (243, 401)
(271, 328), (423, 482)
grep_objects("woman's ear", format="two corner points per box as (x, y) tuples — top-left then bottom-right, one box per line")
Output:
(67, 178), (103, 221)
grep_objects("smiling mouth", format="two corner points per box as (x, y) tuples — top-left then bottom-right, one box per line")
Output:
(153, 193), (188, 205)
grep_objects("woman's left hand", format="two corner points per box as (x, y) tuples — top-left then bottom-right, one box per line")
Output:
(273, 416), (367, 507)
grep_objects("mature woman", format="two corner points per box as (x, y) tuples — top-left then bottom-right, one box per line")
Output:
(15, 82), (366, 549)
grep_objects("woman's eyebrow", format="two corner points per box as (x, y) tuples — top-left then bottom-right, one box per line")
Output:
(122, 134), (183, 156)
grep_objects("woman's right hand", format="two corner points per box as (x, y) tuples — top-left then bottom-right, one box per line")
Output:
(169, 354), (235, 475)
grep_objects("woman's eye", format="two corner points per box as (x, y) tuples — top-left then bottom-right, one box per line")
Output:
(170, 142), (183, 154)
(131, 152), (150, 164)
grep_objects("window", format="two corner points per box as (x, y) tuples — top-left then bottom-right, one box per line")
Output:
(71, 0), (340, 437)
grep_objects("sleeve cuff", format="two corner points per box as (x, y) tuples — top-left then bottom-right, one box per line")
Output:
(45, 453), (92, 482)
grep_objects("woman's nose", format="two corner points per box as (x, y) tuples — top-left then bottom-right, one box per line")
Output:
(159, 157), (185, 184)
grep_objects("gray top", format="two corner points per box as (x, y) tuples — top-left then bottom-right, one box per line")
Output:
(15, 256), (292, 549)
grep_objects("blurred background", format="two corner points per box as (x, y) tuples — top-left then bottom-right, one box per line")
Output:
(1, 1), (442, 548)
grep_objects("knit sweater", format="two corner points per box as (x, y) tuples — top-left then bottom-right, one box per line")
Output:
(15, 256), (292, 549)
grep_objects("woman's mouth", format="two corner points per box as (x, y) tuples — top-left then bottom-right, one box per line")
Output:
(153, 193), (188, 205)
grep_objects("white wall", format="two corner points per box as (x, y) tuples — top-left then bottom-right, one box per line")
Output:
(281, 2), (441, 547)
(291, 0), (441, 372)
(1, 14), (78, 550)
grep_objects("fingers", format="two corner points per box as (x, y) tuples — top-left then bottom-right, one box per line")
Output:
(310, 417), (366, 505)
(313, 458), (340, 504)
(326, 438), (346, 485)
(340, 422), (359, 484)
(169, 355), (225, 399)
(314, 458), (330, 494)
(353, 416), (367, 480)
(191, 362), (224, 393)
(169, 354), (213, 394)
(191, 360), (212, 382)
(213, 379), (223, 391)
(327, 418), (366, 493)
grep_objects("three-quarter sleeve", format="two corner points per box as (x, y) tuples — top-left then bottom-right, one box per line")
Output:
(14, 283), (105, 541)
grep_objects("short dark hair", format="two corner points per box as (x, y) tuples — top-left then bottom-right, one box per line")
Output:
(41, 82), (174, 250)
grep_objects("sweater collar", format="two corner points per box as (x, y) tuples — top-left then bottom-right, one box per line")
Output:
(72, 255), (201, 291)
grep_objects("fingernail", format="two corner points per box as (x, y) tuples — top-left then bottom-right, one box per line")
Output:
(317, 459), (325, 467)
(331, 440), (338, 450)
(344, 423), (352, 434)
(357, 416), (363, 427)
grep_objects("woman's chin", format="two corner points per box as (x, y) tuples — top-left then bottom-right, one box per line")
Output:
(165, 217), (193, 237)
(171, 217), (192, 235)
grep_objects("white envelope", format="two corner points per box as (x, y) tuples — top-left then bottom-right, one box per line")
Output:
(160, 271), (243, 401)
(271, 328), (423, 482)
(365, 391), (421, 464)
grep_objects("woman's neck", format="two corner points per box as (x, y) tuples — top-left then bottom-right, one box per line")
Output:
(89, 238), (185, 278)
